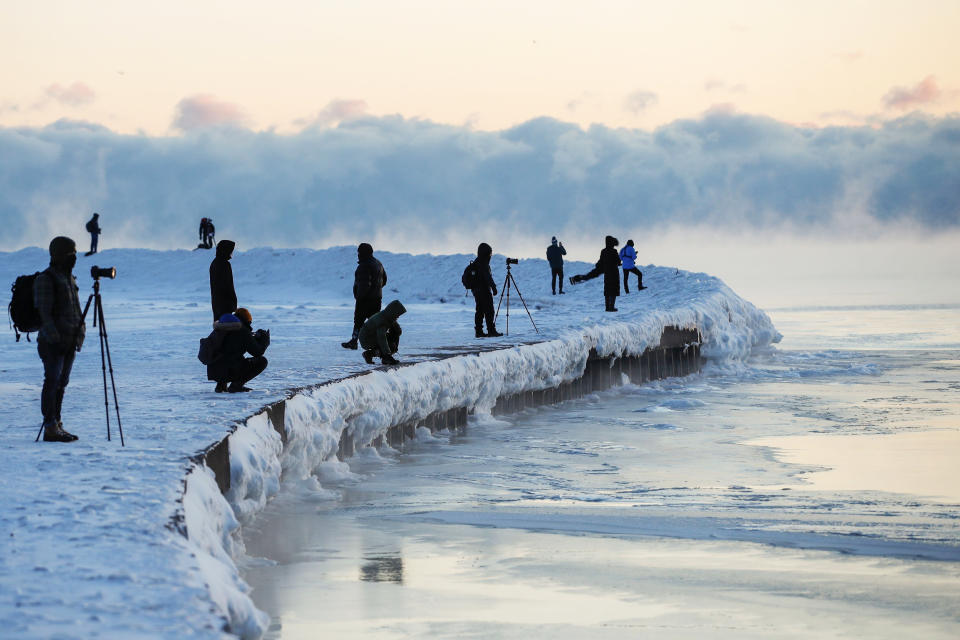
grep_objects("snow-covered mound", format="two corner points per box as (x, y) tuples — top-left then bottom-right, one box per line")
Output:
(0, 246), (779, 638)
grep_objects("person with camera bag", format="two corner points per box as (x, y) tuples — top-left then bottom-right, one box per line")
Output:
(206, 307), (270, 393)
(35, 236), (86, 442)
(468, 242), (503, 338)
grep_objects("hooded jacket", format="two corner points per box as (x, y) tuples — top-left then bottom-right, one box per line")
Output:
(354, 252), (387, 301)
(472, 243), (496, 295)
(359, 300), (406, 355)
(619, 243), (637, 270)
(546, 239), (566, 269)
(209, 240), (238, 320)
(206, 313), (269, 381)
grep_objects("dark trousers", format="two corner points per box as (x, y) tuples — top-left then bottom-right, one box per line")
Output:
(89, 233), (98, 254)
(473, 289), (495, 332)
(551, 266), (564, 293)
(351, 297), (382, 339)
(623, 267), (642, 291)
(605, 295), (617, 311)
(227, 356), (268, 387)
(38, 339), (76, 424)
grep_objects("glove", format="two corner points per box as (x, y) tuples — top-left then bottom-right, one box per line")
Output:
(492, 286), (498, 296)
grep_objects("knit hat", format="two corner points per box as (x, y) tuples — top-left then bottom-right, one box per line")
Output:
(235, 308), (252, 325)
(49, 236), (77, 258)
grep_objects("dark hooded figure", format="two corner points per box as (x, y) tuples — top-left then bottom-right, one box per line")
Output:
(570, 235), (622, 311)
(207, 308), (269, 393)
(84, 213), (101, 256)
(471, 242), (502, 337)
(359, 300), (406, 365)
(342, 242), (387, 350)
(546, 236), (566, 295)
(35, 236), (86, 441)
(209, 240), (238, 320)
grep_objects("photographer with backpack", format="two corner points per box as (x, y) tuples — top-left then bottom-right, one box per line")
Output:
(84, 213), (101, 256)
(35, 237), (86, 441)
(463, 243), (502, 338)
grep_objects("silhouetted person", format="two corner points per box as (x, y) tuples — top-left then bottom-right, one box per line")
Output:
(84, 213), (101, 256)
(546, 236), (566, 295)
(470, 242), (502, 337)
(35, 236), (86, 441)
(207, 308), (270, 392)
(199, 218), (215, 249)
(359, 300), (406, 365)
(619, 239), (645, 293)
(209, 239), (238, 321)
(342, 242), (387, 350)
(570, 235), (621, 311)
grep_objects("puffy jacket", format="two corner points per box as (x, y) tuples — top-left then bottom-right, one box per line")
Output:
(206, 314), (269, 381)
(209, 240), (237, 320)
(619, 245), (637, 270)
(354, 256), (387, 301)
(359, 300), (406, 355)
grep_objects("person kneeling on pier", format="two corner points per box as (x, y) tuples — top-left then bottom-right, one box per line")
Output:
(359, 300), (406, 365)
(207, 307), (270, 392)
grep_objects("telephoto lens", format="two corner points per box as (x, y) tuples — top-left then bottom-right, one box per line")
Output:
(506, 257), (519, 265)
(90, 266), (117, 280)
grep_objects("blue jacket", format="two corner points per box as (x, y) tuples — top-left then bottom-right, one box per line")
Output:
(619, 245), (637, 270)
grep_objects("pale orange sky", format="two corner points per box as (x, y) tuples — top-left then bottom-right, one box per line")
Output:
(2, 0), (959, 134)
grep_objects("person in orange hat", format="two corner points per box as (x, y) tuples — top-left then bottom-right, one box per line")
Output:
(206, 307), (270, 392)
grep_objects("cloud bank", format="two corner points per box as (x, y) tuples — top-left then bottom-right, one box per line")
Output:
(0, 111), (958, 252)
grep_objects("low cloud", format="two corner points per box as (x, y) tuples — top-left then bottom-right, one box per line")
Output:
(172, 94), (246, 131)
(1, 111), (958, 252)
(883, 75), (940, 111)
(44, 82), (96, 107)
(624, 90), (658, 115)
(299, 99), (368, 128)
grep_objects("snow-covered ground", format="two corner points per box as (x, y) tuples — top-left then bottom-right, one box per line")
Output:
(0, 246), (778, 638)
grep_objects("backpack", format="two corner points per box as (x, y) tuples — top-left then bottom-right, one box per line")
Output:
(461, 261), (478, 290)
(9, 272), (42, 341)
(85, 219), (95, 232)
(197, 330), (226, 365)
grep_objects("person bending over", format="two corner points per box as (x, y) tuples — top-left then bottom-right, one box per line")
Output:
(359, 300), (406, 365)
(207, 307), (270, 392)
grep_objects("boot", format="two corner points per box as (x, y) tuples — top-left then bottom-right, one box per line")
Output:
(341, 338), (358, 350)
(215, 381), (228, 393)
(486, 328), (503, 337)
(227, 383), (252, 393)
(381, 355), (400, 365)
(362, 349), (377, 364)
(43, 420), (78, 442)
(475, 328), (485, 338)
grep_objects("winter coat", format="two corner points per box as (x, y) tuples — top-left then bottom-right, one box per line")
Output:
(472, 246), (497, 296)
(86, 216), (101, 235)
(582, 236), (621, 296)
(619, 245), (637, 270)
(206, 315), (269, 382)
(359, 300), (406, 355)
(354, 256), (387, 301)
(546, 242), (566, 269)
(33, 265), (86, 350)
(209, 240), (238, 319)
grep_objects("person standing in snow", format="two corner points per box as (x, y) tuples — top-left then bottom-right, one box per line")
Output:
(342, 243), (387, 350)
(619, 239), (645, 293)
(569, 235), (622, 312)
(206, 308), (270, 392)
(209, 239), (238, 321)
(359, 300), (406, 365)
(471, 242), (502, 337)
(198, 218), (215, 249)
(35, 236), (86, 442)
(84, 213), (101, 256)
(546, 236), (566, 295)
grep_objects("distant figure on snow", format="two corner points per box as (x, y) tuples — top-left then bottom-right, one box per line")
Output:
(546, 236), (566, 295)
(569, 235), (622, 312)
(84, 213), (101, 256)
(209, 240), (238, 320)
(359, 300), (406, 365)
(619, 239), (645, 293)
(35, 236), (86, 441)
(342, 243), (387, 350)
(206, 308), (270, 393)
(199, 218), (215, 249)
(468, 242), (502, 337)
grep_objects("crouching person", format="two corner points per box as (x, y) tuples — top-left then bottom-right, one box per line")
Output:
(359, 300), (406, 365)
(207, 307), (270, 392)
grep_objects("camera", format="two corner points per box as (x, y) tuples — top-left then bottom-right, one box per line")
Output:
(90, 266), (117, 280)
(506, 257), (519, 265)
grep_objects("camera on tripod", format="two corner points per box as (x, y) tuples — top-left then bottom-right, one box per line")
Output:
(90, 266), (117, 280)
(506, 257), (519, 265)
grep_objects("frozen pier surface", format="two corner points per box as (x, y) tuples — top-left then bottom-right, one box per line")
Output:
(0, 247), (778, 638)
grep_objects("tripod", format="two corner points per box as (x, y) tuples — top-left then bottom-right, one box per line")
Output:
(82, 279), (126, 445)
(495, 262), (539, 336)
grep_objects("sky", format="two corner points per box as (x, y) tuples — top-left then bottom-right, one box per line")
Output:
(1, 0), (959, 306)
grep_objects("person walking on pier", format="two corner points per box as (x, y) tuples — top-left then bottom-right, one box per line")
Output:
(619, 239), (645, 293)
(469, 242), (502, 337)
(209, 239), (238, 321)
(84, 213), (101, 256)
(569, 235), (622, 311)
(359, 300), (406, 365)
(342, 243), (387, 350)
(546, 236), (566, 295)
